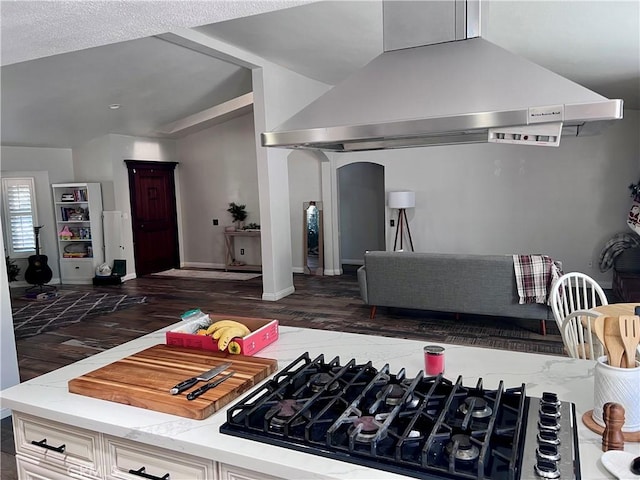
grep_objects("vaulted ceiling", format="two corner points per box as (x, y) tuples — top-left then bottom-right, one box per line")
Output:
(1, 1), (638, 149)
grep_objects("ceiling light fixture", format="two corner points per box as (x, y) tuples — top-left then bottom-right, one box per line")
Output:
(108, 104), (121, 110)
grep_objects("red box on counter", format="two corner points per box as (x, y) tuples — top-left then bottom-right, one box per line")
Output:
(165, 314), (279, 356)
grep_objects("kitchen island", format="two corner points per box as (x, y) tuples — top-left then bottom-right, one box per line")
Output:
(1, 323), (637, 479)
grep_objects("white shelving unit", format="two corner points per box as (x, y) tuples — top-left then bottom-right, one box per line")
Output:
(52, 183), (104, 284)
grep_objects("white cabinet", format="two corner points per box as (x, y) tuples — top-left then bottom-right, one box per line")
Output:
(103, 436), (216, 480)
(16, 455), (94, 480)
(13, 412), (103, 479)
(219, 464), (282, 480)
(52, 183), (104, 284)
(12, 411), (281, 480)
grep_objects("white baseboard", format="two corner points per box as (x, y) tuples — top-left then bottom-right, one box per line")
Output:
(323, 268), (342, 276)
(262, 285), (295, 301)
(292, 267), (345, 275)
(341, 259), (364, 265)
(10, 277), (61, 288)
(122, 273), (137, 282)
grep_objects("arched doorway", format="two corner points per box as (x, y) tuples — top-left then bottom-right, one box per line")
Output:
(337, 162), (385, 272)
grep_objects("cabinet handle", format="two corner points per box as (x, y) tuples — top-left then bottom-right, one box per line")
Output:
(128, 466), (170, 480)
(31, 438), (66, 453)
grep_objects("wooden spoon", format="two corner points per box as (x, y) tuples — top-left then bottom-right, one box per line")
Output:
(604, 317), (626, 368)
(593, 315), (609, 359)
(619, 315), (640, 368)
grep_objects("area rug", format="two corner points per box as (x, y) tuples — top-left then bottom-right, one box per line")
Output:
(151, 269), (261, 281)
(11, 292), (147, 340)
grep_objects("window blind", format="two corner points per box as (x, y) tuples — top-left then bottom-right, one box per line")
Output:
(2, 178), (37, 255)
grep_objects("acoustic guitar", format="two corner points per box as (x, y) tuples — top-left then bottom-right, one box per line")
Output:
(24, 225), (53, 286)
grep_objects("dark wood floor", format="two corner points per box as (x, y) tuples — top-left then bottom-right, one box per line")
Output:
(1, 268), (565, 479)
(1, 270), (365, 478)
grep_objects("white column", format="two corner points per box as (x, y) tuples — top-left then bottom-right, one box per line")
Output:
(252, 68), (295, 300)
(0, 227), (21, 418)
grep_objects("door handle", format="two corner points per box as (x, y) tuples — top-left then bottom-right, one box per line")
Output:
(128, 466), (170, 480)
(31, 438), (66, 453)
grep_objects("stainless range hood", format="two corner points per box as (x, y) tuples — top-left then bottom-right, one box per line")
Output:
(261, 2), (623, 152)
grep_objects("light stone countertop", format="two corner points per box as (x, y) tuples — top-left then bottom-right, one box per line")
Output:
(2, 324), (639, 479)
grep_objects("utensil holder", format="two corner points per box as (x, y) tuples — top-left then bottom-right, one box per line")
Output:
(593, 356), (640, 432)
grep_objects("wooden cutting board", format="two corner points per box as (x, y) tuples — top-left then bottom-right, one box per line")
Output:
(68, 344), (278, 420)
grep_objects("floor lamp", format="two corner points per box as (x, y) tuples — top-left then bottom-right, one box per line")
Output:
(388, 191), (415, 252)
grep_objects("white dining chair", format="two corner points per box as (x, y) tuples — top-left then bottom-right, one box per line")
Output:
(560, 310), (605, 360)
(549, 272), (608, 332)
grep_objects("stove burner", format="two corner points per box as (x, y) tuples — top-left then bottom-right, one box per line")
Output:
(385, 384), (408, 406)
(309, 372), (340, 393)
(348, 416), (381, 443)
(446, 434), (480, 462)
(459, 396), (493, 419)
(268, 399), (305, 430)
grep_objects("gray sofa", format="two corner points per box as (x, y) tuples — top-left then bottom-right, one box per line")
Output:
(357, 251), (553, 331)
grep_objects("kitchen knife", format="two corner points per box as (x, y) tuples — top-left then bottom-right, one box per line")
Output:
(170, 362), (232, 395)
(187, 372), (235, 401)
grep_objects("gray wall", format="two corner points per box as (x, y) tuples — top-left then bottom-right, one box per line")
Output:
(334, 110), (640, 285)
(176, 112), (260, 268)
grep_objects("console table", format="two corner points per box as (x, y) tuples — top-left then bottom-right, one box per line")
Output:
(224, 230), (262, 272)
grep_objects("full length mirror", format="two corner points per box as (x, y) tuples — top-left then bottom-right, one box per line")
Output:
(303, 201), (323, 275)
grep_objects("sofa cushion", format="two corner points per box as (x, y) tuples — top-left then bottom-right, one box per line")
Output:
(613, 269), (640, 302)
(614, 247), (640, 274)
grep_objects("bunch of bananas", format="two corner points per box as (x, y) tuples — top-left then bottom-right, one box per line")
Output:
(202, 319), (251, 353)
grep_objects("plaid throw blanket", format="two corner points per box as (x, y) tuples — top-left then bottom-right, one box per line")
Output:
(513, 255), (563, 305)
(598, 232), (640, 272)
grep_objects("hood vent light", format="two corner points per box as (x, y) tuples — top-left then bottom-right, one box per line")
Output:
(488, 122), (563, 147)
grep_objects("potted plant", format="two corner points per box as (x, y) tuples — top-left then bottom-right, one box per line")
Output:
(6, 256), (20, 282)
(227, 202), (248, 230)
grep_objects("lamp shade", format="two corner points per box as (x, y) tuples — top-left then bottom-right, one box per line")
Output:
(388, 191), (415, 209)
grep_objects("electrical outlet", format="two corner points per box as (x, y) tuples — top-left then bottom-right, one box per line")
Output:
(390, 219), (395, 227)
(212, 219), (218, 226)
(240, 248), (245, 255)
(588, 260), (593, 267)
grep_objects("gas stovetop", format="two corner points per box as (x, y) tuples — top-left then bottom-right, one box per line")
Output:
(220, 353), (580, 480)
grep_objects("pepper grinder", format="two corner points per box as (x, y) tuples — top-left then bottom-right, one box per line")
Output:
(602, 402), (625, 451)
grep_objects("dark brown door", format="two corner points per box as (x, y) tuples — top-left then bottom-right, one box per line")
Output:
(126, 160), (179, 276)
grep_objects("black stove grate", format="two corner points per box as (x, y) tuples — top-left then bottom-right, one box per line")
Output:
(220, 353), (535, 480)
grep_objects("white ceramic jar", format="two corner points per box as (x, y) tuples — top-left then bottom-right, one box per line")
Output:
(592, 355), (640, 432)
